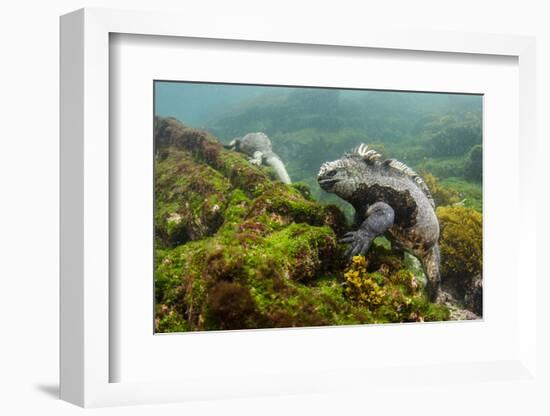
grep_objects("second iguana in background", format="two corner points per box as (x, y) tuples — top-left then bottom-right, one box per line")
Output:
(317, 144), (441, 301)
(225, 132), (291, 184)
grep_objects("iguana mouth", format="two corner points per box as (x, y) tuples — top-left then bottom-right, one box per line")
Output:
(318, 177), (339, 190)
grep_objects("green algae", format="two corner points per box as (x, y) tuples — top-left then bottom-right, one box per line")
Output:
(437, 205), (483, 285)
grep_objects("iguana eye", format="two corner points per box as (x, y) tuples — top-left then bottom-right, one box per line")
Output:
(325, 170), (337, 177)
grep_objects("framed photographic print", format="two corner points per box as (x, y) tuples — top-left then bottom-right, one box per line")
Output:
(60, 8), (538, 408)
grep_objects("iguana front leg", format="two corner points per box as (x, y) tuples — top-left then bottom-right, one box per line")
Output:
(248, 151), (263, 166)
(340, 201), (395, 260)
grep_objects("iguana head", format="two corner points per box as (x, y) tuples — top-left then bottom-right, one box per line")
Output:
(317, 144), (380, 200)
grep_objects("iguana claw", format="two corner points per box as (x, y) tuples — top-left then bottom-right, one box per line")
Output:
(341, 230), (375, 259)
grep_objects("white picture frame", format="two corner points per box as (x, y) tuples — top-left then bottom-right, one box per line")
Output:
(60, 7), (538, 408)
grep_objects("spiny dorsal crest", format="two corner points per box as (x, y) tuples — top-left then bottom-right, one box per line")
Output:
(352, 143), (381, 164)
(318, 158), (348, 177)
(383, 159), (435, 208)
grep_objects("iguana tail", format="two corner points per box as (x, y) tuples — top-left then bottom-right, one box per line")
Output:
(421, 244), (441, 302)
(264, 155), (291, 184)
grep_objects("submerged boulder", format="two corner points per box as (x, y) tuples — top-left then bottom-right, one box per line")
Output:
(437, 205), (483, 316)
(154, 117), (348, 331)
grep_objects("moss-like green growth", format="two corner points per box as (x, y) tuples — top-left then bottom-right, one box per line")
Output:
(155, 306), (189, 333)
(342, 255), (450, 323)
(343, 256), (385, 307)
(290, 182), (314, 201)
(420, 170), (482, 212)
(263, 223), (341, 281)
(154, 221), (344, 331)
(155, 150), (231, 247)
(208, 281), (259, 330)
(422, 172), (460, 207)
(437, 206), (482, 302)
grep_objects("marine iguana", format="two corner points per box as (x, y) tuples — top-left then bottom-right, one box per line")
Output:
(224, 132), (291, 184)
(317, 144), (441, 301)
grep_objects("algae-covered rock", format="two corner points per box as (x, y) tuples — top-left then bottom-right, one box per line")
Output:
(342, 255), (450, 323)
(155, 150), (231, 247)
(422, 172), (460, 207)
(154, 117), (449, 331)
(437, 205), (483, 315)
(154, 117), (350, 331)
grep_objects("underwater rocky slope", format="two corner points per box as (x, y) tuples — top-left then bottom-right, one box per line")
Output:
(154, 117), (480, 332)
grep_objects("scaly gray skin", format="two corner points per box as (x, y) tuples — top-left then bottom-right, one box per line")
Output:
(317, 144), (441, 301)
(224, 132), (291, 184)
